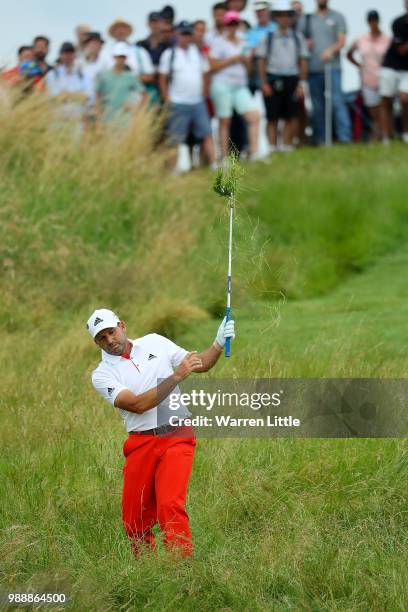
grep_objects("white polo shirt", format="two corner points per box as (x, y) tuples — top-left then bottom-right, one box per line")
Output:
(159, 44), (209, 105)
(91, 334), (191, 432)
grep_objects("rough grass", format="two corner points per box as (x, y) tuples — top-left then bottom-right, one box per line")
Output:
(1, 95), (408, 610)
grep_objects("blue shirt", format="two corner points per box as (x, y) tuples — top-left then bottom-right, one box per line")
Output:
(246, 22), (277, 49)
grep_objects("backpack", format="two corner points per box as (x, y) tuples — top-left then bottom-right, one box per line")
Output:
(168, 46), (176, 84)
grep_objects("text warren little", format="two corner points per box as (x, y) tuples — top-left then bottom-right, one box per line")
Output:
(169, 415), (301, 427)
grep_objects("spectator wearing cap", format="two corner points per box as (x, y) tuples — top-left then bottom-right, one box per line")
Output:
(247, 1), (276, 93)
(45, 42), (93, 121)
(299, 0), (352, 145)
(247, 2), (276, 50)
(138, 12), (172, 67)
(209, 10), (261, 161)
(98, 18), (155, 87)
(347, 11), (390, 141)
(1, 46), (33, 86)
(160, 5), (175, 25)
(96, 41), (147, 125)
(257, 0), (309, 151)
(159, 21), (216, 170)
(379, 0), (408, 144)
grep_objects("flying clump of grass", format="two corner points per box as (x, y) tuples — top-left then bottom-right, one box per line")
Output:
(213, 150), (244, 200)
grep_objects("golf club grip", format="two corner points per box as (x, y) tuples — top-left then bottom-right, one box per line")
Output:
(225, 307), (231, 358)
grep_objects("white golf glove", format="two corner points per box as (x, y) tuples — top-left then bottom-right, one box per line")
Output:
(215, 317), (235, 349)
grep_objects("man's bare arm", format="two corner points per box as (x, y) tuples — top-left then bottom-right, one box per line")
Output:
(194, 342), (224, 373)
(159, 73), (169, 102)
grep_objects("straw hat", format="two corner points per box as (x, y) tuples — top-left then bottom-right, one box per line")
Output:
(108, 18), (133, 38)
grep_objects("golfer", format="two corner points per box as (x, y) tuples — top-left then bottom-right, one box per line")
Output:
(87, 308), (235, 557)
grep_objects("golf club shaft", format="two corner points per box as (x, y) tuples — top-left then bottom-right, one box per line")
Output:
(225, 197), (234, 358)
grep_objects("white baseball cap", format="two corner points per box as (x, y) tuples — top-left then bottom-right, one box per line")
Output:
(113, 41), (128, 57)
(272, 0), (294, 11)
(87, 308), (120, 339)
(253, 1), (270, 10)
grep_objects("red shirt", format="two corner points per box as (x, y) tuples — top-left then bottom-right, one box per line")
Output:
(1, 66), (21, 85)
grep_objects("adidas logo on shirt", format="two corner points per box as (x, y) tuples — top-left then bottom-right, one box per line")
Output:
(148, 354), (157, 360)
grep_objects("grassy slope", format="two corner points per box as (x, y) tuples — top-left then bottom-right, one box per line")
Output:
(1, 117), (408, 611)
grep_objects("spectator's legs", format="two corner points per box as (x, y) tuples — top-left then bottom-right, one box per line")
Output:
(283, 119), (295, 147)
(381, 97), (394, 140)
(331, 69), (352, 143)
(202, 136), (216, 165)
(400, 92), (408, 142)
(243, 110), (260, 158)
(308, 72), (325, 145)
(368, 106), (382, 142)
(219, 118), (232, 160)
(267, 121), (278, 147)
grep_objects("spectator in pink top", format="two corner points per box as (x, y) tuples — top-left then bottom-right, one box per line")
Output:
(347, 10), (390, 140)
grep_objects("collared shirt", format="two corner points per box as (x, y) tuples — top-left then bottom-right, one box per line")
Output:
(138, 38), (172, 67)
(210, 35), (249, 87)
(256, 29), (309, 76)
(97, 41), (155, 77)
(299, 9), (347, 73)
(91, 334), (190, 432)
(246, 22), (276, 50)
(45, 65), (92, 116)
(159, 44), (209, 105)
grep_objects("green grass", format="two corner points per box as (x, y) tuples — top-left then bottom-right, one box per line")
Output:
(1, 101), (408, 610)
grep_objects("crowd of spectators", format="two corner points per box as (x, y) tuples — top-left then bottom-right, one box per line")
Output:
(2, 0), (408, 169)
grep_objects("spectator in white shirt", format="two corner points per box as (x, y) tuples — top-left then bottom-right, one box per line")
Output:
(45, 42), (92, 120)
(76, 32), (104, 94)
(98, 18), (155, 86)
(209, 11), (260, 161)
(159, 21), (216, 169)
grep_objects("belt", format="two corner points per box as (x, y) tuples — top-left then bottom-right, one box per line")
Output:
(129, 423), (183, 436)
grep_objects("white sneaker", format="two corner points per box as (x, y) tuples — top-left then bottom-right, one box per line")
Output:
(382, 138), (391, 146)
(402, 133), (408, 144)
(280, 145), (294, 153)
(248, 152), (263, 162)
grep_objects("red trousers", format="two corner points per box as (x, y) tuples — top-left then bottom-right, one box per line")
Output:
(122, 426), (196, 557)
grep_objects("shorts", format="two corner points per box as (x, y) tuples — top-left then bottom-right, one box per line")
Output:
(167, 101), (212, 145)
(263, 75), (299, 121)
(379, 67), (408, 98)
(210, 80), (257, 118)
(362, 86), (381, 108)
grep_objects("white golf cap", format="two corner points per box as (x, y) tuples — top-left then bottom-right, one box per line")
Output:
(87, 308), (120, 339)
(112, 41), (128, 57)
(253, 1), (270, 10)
(272, 0), (294, 11)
